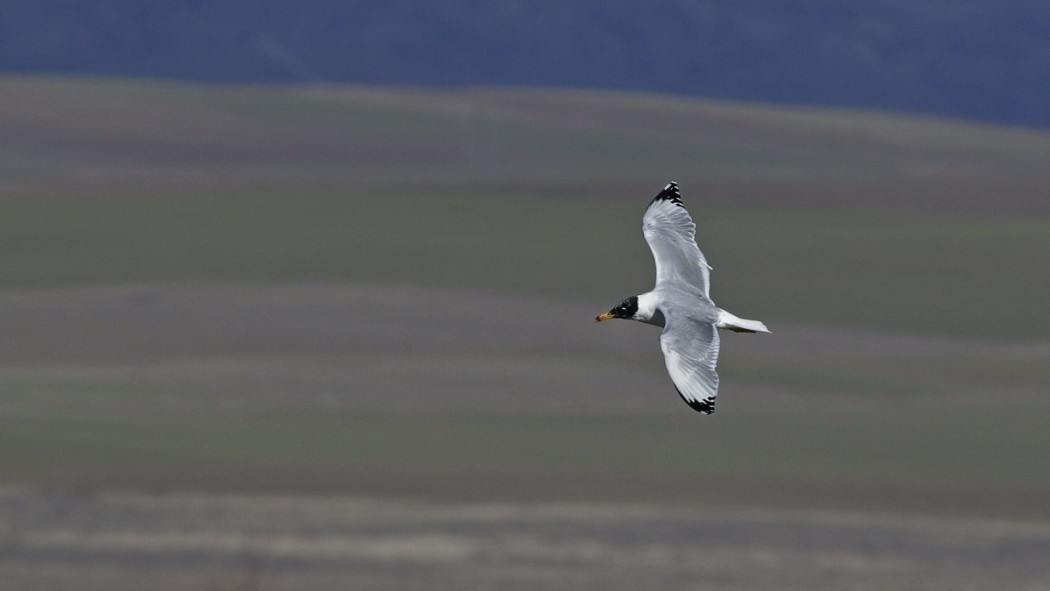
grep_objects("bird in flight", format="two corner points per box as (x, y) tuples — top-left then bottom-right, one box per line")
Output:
(596, 182), (769, 414)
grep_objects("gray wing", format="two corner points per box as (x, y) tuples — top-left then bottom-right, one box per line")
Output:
(642, 182), (712, 300)
(659, 315), (720, 414)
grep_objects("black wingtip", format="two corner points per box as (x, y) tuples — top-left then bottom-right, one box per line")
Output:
(675, 386), (715, 415)
(686, 398), (715, 415)
(649, 181), (683, 207)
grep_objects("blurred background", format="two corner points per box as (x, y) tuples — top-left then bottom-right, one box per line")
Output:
(1, 2), (1049, 590)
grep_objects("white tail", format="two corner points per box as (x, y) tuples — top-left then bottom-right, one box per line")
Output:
(716, 309), (771, 333)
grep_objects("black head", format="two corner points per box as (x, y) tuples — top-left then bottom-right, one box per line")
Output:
(595, 296), (639, 322)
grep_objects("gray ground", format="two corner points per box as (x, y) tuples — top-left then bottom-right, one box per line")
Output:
(3, 283), (1048, 590)
(4, 487), (1050, 591)
(2, 79), (1049, 590)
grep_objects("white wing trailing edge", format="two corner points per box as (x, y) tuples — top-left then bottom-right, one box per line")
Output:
(660, 316), (720, 414)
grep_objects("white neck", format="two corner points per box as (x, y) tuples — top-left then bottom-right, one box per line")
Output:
(635, 292), (664, 326)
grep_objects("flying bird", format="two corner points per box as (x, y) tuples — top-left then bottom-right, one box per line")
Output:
(596, 182), (769, 414)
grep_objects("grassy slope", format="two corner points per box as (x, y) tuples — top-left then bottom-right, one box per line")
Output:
(2, 188), (1047, 338)
(1, 77), (1048, 517)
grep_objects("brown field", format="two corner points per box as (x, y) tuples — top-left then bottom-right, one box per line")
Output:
(1, 77), (1049, 589)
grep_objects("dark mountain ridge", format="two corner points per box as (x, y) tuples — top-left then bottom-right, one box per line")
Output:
(1, 1), (1048, 127)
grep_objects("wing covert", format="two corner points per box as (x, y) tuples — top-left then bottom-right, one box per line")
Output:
(659, 316), (721, 414)
(642, 182), (712, 299)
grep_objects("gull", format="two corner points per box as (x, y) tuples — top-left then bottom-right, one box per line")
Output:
(596, 182), (769, 414)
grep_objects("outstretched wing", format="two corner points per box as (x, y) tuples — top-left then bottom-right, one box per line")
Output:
(642, 182), (712, 300)
(660, 316), (720, 414)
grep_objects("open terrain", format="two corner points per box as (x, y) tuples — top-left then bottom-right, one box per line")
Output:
(4, 488), (1050, 591)
(1, 77), (1048, 589)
